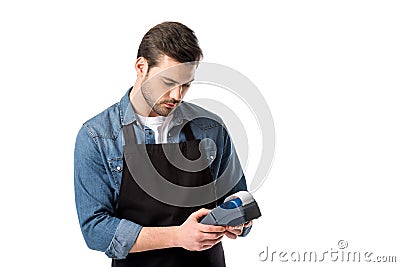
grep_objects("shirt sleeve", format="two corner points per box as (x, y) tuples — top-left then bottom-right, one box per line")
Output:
(74, 125), (143, 259)
(218, 126), (253, 237)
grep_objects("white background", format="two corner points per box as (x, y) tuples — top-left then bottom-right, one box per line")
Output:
(1, 1), (399, 266)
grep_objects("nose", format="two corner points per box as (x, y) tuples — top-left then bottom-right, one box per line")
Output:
(169, 84), (182, 100)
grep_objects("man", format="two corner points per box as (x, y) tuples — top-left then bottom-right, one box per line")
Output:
(74, 21), (252, 267)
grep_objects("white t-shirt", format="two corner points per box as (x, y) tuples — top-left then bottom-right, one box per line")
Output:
(136, 114), (173, 144)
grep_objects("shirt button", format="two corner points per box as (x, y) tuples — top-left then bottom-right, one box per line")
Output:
(210, 155), (214, 160)
(116, 166), (121, 171)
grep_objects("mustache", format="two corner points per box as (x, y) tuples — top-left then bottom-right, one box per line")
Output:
(159, 99), (181, 104)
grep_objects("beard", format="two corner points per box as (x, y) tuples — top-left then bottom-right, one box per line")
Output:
(141, 82), (181, 116)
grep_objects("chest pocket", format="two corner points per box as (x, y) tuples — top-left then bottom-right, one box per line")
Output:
(108, 157), (123, 189)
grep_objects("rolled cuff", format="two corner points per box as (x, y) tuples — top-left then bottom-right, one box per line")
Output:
(239, 224), (252, 237)
(105, 219), (143, 259)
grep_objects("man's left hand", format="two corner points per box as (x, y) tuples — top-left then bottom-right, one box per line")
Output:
(224, 220), (253, 239)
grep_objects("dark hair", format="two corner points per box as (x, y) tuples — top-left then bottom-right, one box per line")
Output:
(137, 21), (203, 68)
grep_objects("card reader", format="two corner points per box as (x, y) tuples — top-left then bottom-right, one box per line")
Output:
(200, 191), (261, 226)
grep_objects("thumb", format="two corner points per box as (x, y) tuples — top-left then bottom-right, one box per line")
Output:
(191, 208), (210, 222)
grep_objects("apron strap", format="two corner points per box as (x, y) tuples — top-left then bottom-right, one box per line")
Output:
(122, 123), (137, 146)
(181, 121), (195, 141)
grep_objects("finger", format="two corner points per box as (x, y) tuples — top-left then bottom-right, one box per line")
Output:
(244, 220), (253, 227)
(226, 229), (242, 235)
(224, 231), (238, 239)
(192, 208), (210, 221)
(227, 224), (244, 231)
(199, 224), (226, 233)
(201, 231), (225, 240)
(201, 235), (224, 246)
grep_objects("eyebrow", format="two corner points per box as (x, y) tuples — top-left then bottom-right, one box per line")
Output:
(161, 76), (194, 85)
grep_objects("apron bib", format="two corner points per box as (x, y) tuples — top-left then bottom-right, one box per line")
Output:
(112, 122), (226, 267)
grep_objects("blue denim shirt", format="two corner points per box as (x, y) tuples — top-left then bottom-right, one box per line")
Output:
(74, 88), (251, 260)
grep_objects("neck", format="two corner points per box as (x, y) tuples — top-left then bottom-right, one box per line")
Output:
(130, 81), (158, 117)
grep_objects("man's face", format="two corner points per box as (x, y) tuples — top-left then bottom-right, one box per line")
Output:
(140, 55), (196, 116)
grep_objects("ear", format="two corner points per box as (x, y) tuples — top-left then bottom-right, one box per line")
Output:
(135, 57), (149, 79)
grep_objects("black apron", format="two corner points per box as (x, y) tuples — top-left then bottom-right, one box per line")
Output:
(112, 121), (226, 267)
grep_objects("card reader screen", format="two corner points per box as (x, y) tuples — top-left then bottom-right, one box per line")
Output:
(220, 198), (242, 209)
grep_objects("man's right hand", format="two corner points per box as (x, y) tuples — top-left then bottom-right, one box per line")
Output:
(175, 208), (226, 251)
